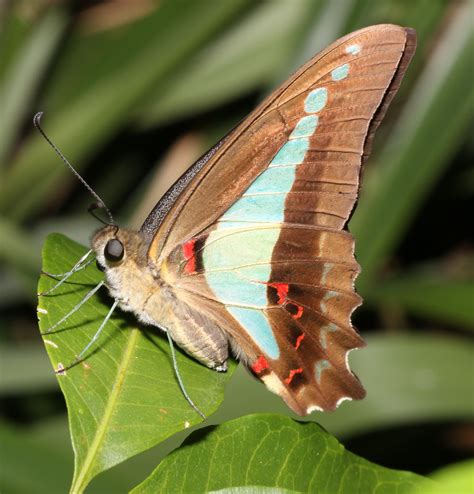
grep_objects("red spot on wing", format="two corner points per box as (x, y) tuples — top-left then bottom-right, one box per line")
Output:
(185, 257), (196, 274)
(266, 283), (303, 319)
(295, 333), (305, 350)
(183, 239), (196, 258)
(292, 305), (304, 319)
(268, 282), (289, 305)
(284, 367), (303, 385)
(251, 355), (269, 374)
(182, 239), (197, 274)
(285, 302), (304, 319)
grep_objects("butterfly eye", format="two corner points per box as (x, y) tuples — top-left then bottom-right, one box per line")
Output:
(104, 239), (124, 262)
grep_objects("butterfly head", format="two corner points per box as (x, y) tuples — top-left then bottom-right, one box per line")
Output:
(91, 225), (169, 326)
(92, 225), (146, 272)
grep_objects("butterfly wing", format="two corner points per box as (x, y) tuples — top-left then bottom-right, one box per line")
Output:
(146, 25), (416, 415)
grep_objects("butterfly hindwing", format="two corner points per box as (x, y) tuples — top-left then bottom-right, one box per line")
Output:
(150, 25), (416, 414)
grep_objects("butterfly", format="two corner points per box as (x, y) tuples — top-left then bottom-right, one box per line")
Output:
(42, 24), (416, 416)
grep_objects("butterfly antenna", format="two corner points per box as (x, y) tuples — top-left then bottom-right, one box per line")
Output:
(33, 112), (115, 226)
(165, 330), (206, 420)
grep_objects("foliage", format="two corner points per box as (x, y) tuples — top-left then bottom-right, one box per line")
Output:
(38, 234), (235, 493)
(132, 414), (431, 494)
(426, 460), (474, 494)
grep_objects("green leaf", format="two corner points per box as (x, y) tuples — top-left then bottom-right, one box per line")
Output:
(426, 460), (474, 494)
(0, 7), (67, 168)
(137, 0), (319, 127)
(0, 0), (250, 221)
(37, 234), (235, 493)
(366, 274), (474, 329)
(0, 216), (41, 288)
(0, 419), (73, 494)
(132, 414), (431, 494)
(209, 488), (299, 494)
(0, 342), (56, 394)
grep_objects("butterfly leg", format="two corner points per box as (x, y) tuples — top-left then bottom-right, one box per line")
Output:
(165, 330), (206, 419)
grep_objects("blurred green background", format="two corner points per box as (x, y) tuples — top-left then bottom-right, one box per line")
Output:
(0, 0), (473, 492)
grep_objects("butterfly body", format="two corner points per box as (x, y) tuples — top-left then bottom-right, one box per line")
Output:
(91, 25), (416, 415)
(93, 226), (230, 371)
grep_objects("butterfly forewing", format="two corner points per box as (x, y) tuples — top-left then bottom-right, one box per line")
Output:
(148, 25), (416, 415)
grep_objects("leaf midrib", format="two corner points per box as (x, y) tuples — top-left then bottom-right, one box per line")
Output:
(70, 327), (140, 494)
